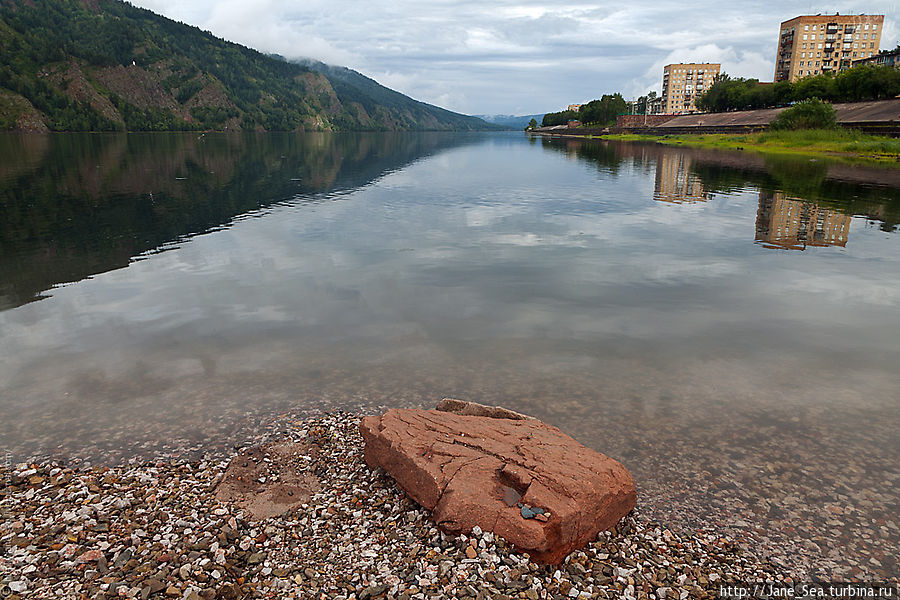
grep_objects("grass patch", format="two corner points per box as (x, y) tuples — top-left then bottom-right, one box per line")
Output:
(759, 129), (900, 155)
(600, 129), (900, 163)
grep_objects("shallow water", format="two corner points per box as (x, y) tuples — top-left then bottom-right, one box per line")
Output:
(1, 132), (898, 578)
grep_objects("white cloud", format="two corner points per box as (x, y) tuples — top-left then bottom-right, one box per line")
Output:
(129, 0), (898, 115)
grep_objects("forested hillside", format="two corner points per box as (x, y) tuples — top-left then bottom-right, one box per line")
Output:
(293, 58), (497, 131)
(0, 0), (492, 132)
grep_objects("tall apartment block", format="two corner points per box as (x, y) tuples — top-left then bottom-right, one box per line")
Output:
(774, 14), (884, 82)
(756, 191), (850, 250)
(661, 63), (720, 114)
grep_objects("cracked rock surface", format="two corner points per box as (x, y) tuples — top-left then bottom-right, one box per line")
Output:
(360, 401), (636, 564)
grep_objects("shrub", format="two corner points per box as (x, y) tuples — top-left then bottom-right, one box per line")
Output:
(769, 98), (837, 131)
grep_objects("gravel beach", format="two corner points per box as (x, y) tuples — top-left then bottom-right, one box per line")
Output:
(0, 413), (786, 600)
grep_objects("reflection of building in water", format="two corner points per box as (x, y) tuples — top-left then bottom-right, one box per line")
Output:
(756, 191), (851, 250)
(653, 153), (708, 203)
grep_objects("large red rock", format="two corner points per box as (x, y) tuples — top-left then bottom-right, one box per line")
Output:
(360, 399), (636, 564)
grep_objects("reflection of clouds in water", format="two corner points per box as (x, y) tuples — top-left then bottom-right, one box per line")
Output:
(640, 259), (740, 284)
(770, 270), (900, 308)
(489, 233), (584, 247)
(464, 205), (523, 227)
(6, 142), (899, 382)
(2, 134), (897, 581)
(2, 135), (900, 445)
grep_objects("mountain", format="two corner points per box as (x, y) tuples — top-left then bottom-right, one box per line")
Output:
(0, 0), (494, 132)
(0, 132), (478, 310)
(292, 58), (501, 132)
(476, 114), (545, 130)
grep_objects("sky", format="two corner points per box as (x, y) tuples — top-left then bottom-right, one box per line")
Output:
(131, 0), (898, 116)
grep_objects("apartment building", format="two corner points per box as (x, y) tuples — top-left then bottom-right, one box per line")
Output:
(756, 191), (851, 250)
(774, 14), (884, 82)
(661, 63), (720, 114)
(852, 47), (900, 68)
(654, 154), (708, 204)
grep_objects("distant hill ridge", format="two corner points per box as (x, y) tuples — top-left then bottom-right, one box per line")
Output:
(0, 0), (494, 132)
(476, 114), (545, 130)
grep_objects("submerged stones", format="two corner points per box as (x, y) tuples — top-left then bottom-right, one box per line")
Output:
(360, 399), (637, 564)
(214, 440), (321, 521)
(0, 412), (787, 598)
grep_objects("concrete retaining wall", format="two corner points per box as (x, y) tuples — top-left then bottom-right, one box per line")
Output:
(615, 114), (677, 128)
(542, 99), (900, 137)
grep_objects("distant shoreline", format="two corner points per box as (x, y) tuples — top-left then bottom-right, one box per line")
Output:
(528, 130), (900, 164)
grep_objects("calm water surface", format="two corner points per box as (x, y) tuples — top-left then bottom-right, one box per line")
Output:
(1, 132), (898, 578)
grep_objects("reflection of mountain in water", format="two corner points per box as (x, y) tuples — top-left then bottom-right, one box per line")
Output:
(0, 132), (475, 311)
(540, 137), (900, 235)
(756, 191), (851, 250)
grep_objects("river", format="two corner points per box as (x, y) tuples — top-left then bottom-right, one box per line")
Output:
(1, 131), (897, 579)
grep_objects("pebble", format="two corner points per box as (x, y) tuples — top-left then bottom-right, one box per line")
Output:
(0, 413), (827, 599)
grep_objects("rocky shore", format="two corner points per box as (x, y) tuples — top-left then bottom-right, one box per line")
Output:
(3, 413), (783, 599)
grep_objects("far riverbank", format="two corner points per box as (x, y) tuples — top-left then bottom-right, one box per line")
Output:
(529, 129), (900, 163)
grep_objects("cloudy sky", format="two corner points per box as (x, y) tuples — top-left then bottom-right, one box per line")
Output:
(132, 0), (898, 116)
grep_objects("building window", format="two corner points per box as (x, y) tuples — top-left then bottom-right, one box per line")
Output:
(810, 34), (816, 40)
(804, 24), (809, 30)
(870, 42), (875, 48)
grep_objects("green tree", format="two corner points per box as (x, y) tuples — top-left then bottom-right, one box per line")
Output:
(832, 64), (900, 101)
(769, 98), (837, 130)
(579, 94), (626, 126)
(792, 74), (836, 102)
(525, 118), (538, 130)
(695, 74), (731, 112)
(772, 80), (793, 105)
(697, 76), (774, 111)
(541, 110), (577, 127)
(697, 65), (897, 112)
